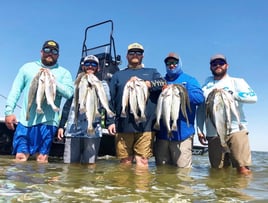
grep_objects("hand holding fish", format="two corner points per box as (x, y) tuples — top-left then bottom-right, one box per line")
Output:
(197, 132), (208, 145)
(108, 124), (116, 135)
(128, 76), (140, 82)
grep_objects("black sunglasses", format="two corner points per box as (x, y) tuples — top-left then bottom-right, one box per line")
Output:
(166, 61), (178, 66)
(128, 51), (143, 56)
(210, 60), (226, 67)
(43, 47), (59, 55)
(83, 61), (98, 67)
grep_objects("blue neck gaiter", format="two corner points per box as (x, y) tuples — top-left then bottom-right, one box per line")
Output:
(165, 59), (183, 80)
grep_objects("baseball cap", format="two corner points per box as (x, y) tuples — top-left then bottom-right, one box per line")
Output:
(210, 54), (227, 63)
(164, 52), (179, 63)
(42, 40), (59, 51)
(82, 55), (99, 64)
(127, 42), (144, 52)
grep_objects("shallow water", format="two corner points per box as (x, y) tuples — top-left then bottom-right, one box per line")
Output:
(0, 151), (267, 202)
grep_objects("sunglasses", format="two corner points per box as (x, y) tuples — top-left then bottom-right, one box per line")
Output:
(166, 61), (178, 66)
(128, 51), (143, 56)
(210, 60), (226, 67)
(43, 47), (59, 55)
(83, 61), (98, 67)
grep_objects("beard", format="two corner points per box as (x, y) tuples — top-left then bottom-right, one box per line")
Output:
(211, 68), (227, 78)
(41, 56), (57, 66)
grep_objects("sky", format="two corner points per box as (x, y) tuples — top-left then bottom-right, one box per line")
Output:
(0, 0), (267, 152)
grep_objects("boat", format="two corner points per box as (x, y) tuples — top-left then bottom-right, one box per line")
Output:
(192, 145), (208, 155)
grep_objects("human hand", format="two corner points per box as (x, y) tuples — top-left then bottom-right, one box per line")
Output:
(197, 133), (208, 145)
(108, 124), (116, 135)
(128, 76), (140, 82)
(5, 114), (17, 130)
(57, 128), (64, 140)
(162, 84), (168, 90)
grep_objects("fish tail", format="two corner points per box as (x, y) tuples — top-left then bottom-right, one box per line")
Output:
(153, 123), (160, 130)
(87, 128), (95, 135)
(120, 111), (127, 118)
(167, 131), (173, 138)
(36, 108), (44, 114)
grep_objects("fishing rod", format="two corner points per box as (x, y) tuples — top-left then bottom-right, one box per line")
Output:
(0, 94), (22, 109)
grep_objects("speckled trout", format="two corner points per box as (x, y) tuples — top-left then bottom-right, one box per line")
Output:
(206, 89), (244, 148)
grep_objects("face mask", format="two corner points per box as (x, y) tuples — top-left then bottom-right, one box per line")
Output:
(166, 65), (181, 78)
(166, 59), (182, 78)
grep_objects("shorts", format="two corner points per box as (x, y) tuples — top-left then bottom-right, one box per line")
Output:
(207, 130), (251, 168)
(115, 132), (155, 160)
(12, 122), (57, 155)
(63, 137), (101, 164)
(154, 136), (193, 168)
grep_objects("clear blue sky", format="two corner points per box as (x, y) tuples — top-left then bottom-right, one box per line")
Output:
(0, 1), (267, 152)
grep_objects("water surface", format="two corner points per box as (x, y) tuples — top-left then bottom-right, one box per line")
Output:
(0, 151), (267, 202)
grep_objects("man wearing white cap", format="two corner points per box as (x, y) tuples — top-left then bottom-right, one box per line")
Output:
(107, 42), (166, 168)
(196, 54), (257, 175)
(57, 55), (110, 164)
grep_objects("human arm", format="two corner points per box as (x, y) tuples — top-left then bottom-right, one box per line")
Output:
(233, 78), (257, 103)
(55, 70), (74, 99)
(184, 77), (205, 105)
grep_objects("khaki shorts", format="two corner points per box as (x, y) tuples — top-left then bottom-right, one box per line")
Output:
(154, 136), (193, 168)
(115, 132), (155, 159)
(207, 130), (251, 168)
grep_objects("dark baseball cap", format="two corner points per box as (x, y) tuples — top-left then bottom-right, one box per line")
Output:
(42, 40), (59, 51)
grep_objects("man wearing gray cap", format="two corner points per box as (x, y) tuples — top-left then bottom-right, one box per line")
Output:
(154, 52), (204, 168)
(196, 54), (257, 175)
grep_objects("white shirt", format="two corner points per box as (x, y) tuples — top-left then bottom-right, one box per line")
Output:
(196, 74), (257, 137)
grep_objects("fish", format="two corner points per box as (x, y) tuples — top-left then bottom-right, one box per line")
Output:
(120, 81), (131, 118)
(75, 73), (114, 133)
(161, 86), (173, 136)
(154, 84), (191, 137)
(120, 79), (149, 124)
(128, 81), (140, 123)
(206, 89), (244, 148)
(87, 74), (115, 117)
(170, 85), (181, 131)
(85, 86), (99, 134)
(78, 74), (89, 113)
(26, 71), (42, 120)
(28, 69), (60, 115)
(173, 84), (191, 127)
(73, 72), (86, 125)
(135, 79), (149, 123)
(36, 71), (46, 114)
(44, 71), (59, 112)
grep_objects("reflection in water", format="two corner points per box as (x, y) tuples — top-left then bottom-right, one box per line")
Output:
(0, 153), (267, 202)
(205, 168), (254, 201)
